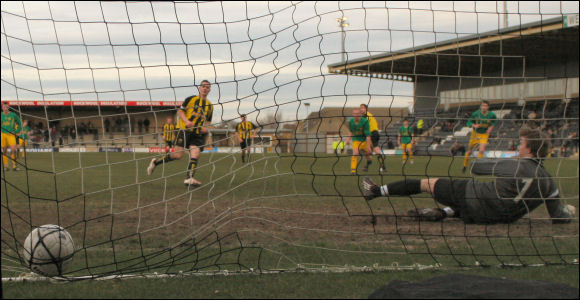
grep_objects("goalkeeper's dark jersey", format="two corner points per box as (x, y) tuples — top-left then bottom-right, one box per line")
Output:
(462, 158), (569, 224)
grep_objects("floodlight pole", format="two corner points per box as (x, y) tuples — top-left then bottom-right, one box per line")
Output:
(503, 1), (508, 28)
(305, 102), (310, 153)
(337, 17), (349, 63)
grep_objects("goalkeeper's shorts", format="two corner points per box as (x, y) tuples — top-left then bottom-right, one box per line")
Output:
(1, 132), (18, 148)
(433, 179), (468, 213)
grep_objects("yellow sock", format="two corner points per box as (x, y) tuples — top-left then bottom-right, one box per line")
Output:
(409, 151), (414, 160)
(2, 154), (8, 168)
(350, 156), (358, 173)
(11, 153), (16, 169)
(463, 153), (470, 167)
(477, 151), (484, 159)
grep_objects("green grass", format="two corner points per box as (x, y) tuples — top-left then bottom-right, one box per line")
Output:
(2, 152), (579, 298)
(2, 266), (578, 299)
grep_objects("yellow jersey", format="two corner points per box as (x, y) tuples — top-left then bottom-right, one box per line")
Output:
(162, 123), (176, 142)
(236, 121), (257, 139)
(364, 111), (379, 132)
(177, 95), (213, 134)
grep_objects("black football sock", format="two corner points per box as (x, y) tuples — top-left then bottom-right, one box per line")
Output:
(154, 153), (175, 166)
(385, 179), (421, 196)
(377, 154), (385, 168)
(187, 158), (198, 179)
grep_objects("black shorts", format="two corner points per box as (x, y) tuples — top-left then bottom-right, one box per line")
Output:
(174, 130), (205, 149)
(240, 138), (252, 150)
(165, 140), (174, 148)
(371, 131), (380, 148)
(433, 178), (468, 213)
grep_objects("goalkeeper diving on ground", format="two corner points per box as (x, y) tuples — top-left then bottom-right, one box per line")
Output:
(362, 128), (576, 224)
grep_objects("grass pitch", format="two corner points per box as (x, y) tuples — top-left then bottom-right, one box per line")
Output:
(2, 152), (579, 298)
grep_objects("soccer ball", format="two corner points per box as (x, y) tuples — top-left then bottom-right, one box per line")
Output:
(22, 224), (75, 277)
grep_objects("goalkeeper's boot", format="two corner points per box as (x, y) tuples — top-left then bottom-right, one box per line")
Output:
(552, 205), (576, 224)
(407, 208), (446, 222)
(147, 158), (157, 175)
(362, 176), (381, 201)
(184, 177), (202, 187)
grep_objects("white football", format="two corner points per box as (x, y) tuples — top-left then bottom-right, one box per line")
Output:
(22, 224), (75, 277)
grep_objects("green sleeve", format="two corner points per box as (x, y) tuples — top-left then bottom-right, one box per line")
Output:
(348, 119), (354, 133)
(466, 111), (477, 128)
(14, 113), (22, 134)
(490, 112), (498, 126)
(363, 119), (371, 137)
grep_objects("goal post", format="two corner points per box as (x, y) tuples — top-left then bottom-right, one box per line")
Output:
(1, 1), (578, 280)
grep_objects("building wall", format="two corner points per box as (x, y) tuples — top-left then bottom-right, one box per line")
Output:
(414, 59), (579, 112)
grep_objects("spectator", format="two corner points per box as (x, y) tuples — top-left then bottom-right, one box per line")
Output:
(143, 118), (150, 133)
(32, 129), (40, 149)
(123, 116), (129, 133)
(104, 118), (111, 133)
(431, 135), (442, 150)
(115, 117), (122, 132)
(50, 126), (57, 148)
(433, 135), (441, 145)
(416, 119), (424, 135)
(87, 121), (94, 134)
(564, 132), (578, 154)
(450, 141), (466, 156)
(70, 127), (77, 145)
(43, 128), (49, 143)
(138, 119), (143, 133)
(508, 139), (517, 151)
(547, 129), (555, 147)
(386, 137), (395, 150)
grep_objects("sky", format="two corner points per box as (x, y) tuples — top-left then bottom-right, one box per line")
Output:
(1, 1), (578, 123)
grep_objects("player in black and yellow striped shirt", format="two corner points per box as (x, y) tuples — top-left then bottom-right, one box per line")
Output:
(235, 114), (258, 163)
(148, 80), (214, 186)
(162, 117), (176, 152)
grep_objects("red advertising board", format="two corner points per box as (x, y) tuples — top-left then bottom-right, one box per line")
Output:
(2, 101), (182, 107)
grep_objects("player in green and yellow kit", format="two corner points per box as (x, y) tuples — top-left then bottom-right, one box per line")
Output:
(1, 102), (22, 171)
(463, 100), (497, 173)
(398, 119), (414, 164)
(16, 119), (32, 159)
(345, 108), (372, 174)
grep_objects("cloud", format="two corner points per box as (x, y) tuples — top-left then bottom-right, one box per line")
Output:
(2, 1), (578, 122)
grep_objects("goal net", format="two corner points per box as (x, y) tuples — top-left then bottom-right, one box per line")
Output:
(1, 1), (578, 280)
